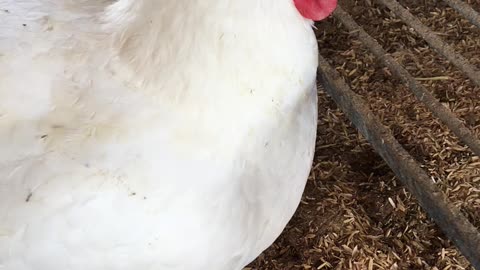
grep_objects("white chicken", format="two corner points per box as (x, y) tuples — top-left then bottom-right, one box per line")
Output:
(0, 0), (337, 269)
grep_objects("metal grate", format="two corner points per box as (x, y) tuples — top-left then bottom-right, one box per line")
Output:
(317, 1), (480, 268)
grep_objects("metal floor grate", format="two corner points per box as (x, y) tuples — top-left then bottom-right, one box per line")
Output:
(317, 1), (480, 268)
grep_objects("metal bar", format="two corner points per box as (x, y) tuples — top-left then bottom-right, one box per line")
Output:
(377, 0), (480, 88)
(444, 0), (480, 29)
(333, 6), (480, 159)
(317, 53), (480, 269)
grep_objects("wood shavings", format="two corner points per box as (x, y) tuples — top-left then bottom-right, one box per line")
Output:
(249, 0), (479, 269)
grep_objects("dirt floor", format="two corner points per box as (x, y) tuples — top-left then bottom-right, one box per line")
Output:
(248, 0), (480, 269)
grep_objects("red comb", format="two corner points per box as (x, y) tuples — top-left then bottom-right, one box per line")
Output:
(294, 0), (337, 21)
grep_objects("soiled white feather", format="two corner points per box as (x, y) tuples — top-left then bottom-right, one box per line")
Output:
(0, 0), (318, 269)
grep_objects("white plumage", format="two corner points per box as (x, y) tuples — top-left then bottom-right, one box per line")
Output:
(0, 0), (320, 269)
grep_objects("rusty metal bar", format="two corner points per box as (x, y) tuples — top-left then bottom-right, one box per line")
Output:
(333, 6), (480, 159)
(377, 0), (480, 88)
(317, 53), (480, 269)
(444, 0), (480, 29)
